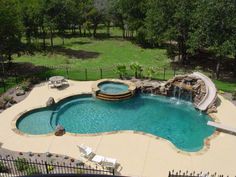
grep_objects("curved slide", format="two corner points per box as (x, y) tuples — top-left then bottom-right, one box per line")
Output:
(190, 72), (217, 111)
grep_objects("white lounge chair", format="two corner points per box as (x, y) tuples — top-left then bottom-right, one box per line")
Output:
(77, 144), (94, 159)
(92, 155), (117, 169)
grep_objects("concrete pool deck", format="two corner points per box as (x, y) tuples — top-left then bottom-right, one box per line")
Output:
(0, 80), (236, 177)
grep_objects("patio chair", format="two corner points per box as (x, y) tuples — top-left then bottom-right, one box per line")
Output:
(77, 144), (94, 159)
(92, 155), (117, 169)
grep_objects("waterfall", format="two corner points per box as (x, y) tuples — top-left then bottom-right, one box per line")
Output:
(172, 84), (193, 104)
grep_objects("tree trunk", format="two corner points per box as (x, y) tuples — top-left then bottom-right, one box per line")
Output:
(122, 28), (125, 38)
(50, 28), (54, 49)
(233, 55), (236, 77)
(42, 27), (46, 50)
(93, 24), (97, 38)
(216, 59), (221, 79)
(62, 35), (65, 45)
(79, 26), (82, 36)
(106, 21), (110, 37)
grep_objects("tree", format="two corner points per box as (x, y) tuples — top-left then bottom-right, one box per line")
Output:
(20, 0), (42, 45)
(189, 0), (236, 79)
(0, 0), (22, 63)
(144, 0), (176, 47)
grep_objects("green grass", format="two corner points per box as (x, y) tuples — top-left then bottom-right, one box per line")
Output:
(213, 80), (236, 93)
(13, 36), (172, 82)
(16, 37), (170, 69)
(0, 29), (235, 94)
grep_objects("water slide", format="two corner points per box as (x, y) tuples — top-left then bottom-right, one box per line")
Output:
(190, 72), (217, 111)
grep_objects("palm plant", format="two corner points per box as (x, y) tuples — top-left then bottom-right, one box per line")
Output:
(114, 64), (127, 79)
(130, 62), (143, 78)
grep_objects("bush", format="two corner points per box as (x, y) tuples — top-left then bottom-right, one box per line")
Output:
(47, 165), (54, 172)
(3, 96), (12, 102)
(76, 169), (85, 174)
(14, 158), (29, 171)
(25, 165), (40, 175)
(114, 64), (127, 79)
(20, 80), (31, 92)
(0, 162), (9, 173)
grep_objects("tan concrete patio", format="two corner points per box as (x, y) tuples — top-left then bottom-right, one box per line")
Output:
(0, 80), (236, 177)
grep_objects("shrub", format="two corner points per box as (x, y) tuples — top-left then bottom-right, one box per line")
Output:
(47, 165), (54, 172)
(76, 169), (85, 174)
(20, 80), (31, 92)
(25, 165), (40, 175)
(3, 96), (12, 102)
(130, 62), (143, 78)
(114, 64), (127, 79)
(0, 161), (9, 173)
(14, 158), (29, 171)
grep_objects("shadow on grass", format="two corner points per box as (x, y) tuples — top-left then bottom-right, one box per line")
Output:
(54, 46), (100, 60)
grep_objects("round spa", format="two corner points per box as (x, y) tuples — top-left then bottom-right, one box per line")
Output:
(92, 79), (136, 101)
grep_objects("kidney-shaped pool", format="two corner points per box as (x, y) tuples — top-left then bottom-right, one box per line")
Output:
(16, 94), (215, 152)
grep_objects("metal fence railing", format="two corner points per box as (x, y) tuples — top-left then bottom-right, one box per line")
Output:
(0, 65), (191, 94)
(0, 155), (114, 177)
(168, 170), (230, 177)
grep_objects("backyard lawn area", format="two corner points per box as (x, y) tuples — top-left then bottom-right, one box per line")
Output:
(1, 32), (236, 94)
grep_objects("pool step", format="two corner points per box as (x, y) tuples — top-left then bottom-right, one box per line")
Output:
(96, 91), (134, 101)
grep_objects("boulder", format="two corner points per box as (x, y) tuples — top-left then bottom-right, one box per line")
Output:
(4, 102), (12, 108)
(46, 97), (55, 107)
(16, 90), (25, 96)
(207, 106), (217, 114)
(54, 125), (65, 136)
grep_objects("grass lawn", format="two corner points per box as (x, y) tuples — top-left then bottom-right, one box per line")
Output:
(0, 28), (235, 94)
(14, 36), (172, 81)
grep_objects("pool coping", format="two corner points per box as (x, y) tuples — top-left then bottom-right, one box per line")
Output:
(12, 91), (220, 155)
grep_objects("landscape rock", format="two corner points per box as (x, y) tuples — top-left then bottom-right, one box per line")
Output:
(16, 90), (25, 96)
(207, 106), (218, 114)
(54, 125), (65, 136)
(46, 97), (55, 107)
(5, 102), (12, 108)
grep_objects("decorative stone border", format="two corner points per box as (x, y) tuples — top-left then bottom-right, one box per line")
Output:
(12, 91), (220, 155)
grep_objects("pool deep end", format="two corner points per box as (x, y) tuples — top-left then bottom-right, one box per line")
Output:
(16, 94), (215, 152)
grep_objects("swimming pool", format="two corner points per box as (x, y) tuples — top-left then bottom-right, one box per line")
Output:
(98, 82), (129, 94)
(16, 94), (215, 152)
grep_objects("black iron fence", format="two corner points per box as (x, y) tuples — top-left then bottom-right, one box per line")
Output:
(0, 65), (191, 94)
(0, 156), (114, 177)
(168, 170), (231, 177)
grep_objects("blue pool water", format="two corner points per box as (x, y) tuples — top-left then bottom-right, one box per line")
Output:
(17, 94), (215, 152)
(98, 82), (129, 94)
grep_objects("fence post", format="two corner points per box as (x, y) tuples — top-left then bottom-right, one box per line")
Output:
(45, 161), (49, 174)
(2, 78), (6, 92)
(15, 72), (18, 84)
(85, 68), (87, 81)
(100, 68), (103, 79)
(163, 68), (166, 80)
(66, 67), (69, 79)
